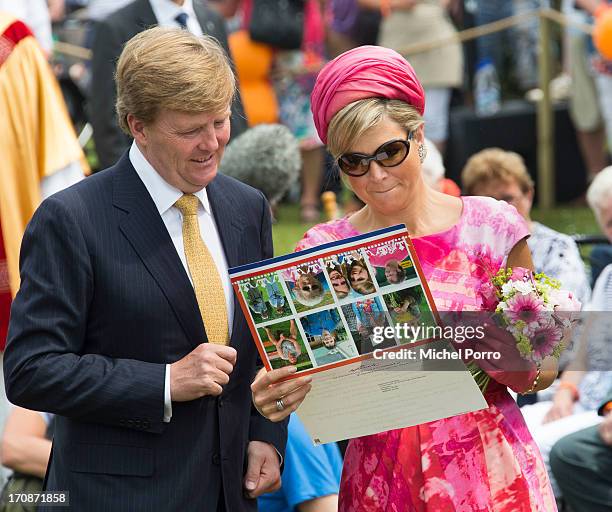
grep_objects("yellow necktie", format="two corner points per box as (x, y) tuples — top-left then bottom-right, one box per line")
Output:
(174, 194), (229, 345)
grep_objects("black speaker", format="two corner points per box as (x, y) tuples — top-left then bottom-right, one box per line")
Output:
(446, 100), (588, 203)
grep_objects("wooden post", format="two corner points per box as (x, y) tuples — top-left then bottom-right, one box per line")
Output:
(537, 10), (555, 209)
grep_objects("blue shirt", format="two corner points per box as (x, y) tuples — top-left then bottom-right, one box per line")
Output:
(258, 415), (343, 512)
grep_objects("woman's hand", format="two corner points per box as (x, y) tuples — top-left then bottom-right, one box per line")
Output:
(469, 322), (539, 393)
(251, 367), (312, 422)
(542, 388), (576, 424)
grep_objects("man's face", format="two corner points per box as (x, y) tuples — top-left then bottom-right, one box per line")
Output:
(131, 108), (231, 193)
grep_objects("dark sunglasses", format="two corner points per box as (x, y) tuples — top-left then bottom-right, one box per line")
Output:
(337, 132), (414, 177)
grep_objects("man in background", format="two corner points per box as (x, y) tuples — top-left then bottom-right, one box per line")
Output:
(90, 0), (247, 169)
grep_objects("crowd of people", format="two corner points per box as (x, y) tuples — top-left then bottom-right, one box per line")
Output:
(0, 1), (611, 512)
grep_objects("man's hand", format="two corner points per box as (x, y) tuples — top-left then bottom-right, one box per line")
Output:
(170, 344), (237, 401)
(599, 411), (612, 446)
(243, 441), (281, 498)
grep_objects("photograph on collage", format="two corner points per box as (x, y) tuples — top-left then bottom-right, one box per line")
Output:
(240, 272), (291, 324)
(300, 308), (359, 366)
(323, 250), (377, 301)
(381, 286), (437, 343)
(363, 237), (417, 288)
(257, 319), (313, 371)
(341, 297), (397, 354)
(282, 260), (334, 313)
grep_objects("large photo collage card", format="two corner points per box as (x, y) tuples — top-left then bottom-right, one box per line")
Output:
(230, 226), (440, 376)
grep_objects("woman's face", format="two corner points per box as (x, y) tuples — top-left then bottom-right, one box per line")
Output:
(345, 118), (424, 214)
(471, 179), (533, 220)
(350, 264), (369, 285)
(329, 270), (349, 294)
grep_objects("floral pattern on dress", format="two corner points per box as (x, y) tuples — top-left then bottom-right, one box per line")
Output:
(295, 196), (557, 512)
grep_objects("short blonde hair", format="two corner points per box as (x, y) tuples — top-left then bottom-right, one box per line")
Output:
(115, 27), (236, 134)
(327, 98), (424, 159)
(587, 165), (612, 222)
(461, 148), (534, 195)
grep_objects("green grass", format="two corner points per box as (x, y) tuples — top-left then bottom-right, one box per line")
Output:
(532, 206), (601, 260)
(272, 204), (602, 258)
(272, 204), (318, 256)
(531, 207), (599, 237)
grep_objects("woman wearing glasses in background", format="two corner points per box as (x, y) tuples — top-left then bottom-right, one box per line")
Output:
(252, 46), (560, 511)
(461, 148), (591, 307)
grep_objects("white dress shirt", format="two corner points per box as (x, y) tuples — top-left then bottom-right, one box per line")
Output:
(149, 0), (204, 36)
(129, 141), (234, 422)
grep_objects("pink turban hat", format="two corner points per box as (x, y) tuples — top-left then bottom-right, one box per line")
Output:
(310, 45), (425, 144)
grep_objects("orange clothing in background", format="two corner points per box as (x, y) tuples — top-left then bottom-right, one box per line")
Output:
(229, 30), (278, 126)
(440, 178), (461, 197)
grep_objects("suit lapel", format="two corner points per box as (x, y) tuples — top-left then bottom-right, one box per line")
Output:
(112, 155), (205, 346)
(193, 1), (216, 36)
(135, 0), (158, 29)
(206, 177), (246, 348)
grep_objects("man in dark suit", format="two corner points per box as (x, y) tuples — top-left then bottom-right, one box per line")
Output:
(90, 0), (248, 169)
(550, 389), (612, 512)
(4, 27), (293, 511)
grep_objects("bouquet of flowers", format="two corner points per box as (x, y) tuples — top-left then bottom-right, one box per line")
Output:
(472, 267), (582, 392)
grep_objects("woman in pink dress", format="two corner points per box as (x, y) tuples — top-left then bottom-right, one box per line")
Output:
(252, 46), (559, 511)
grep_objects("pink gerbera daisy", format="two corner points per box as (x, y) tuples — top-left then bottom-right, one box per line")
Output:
(530, 323), (563, 360)
(505, 293), (546, 325)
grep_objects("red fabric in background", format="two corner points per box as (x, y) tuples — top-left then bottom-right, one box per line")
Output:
(0, 221), (11, 351)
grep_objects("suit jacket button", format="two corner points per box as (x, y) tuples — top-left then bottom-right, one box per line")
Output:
(212, 454), (220, 465)
(143, 420), (151, 429)
(218, 398), (224, 408)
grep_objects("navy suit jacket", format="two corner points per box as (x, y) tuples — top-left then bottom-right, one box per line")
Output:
(4, 154), (286, 511)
